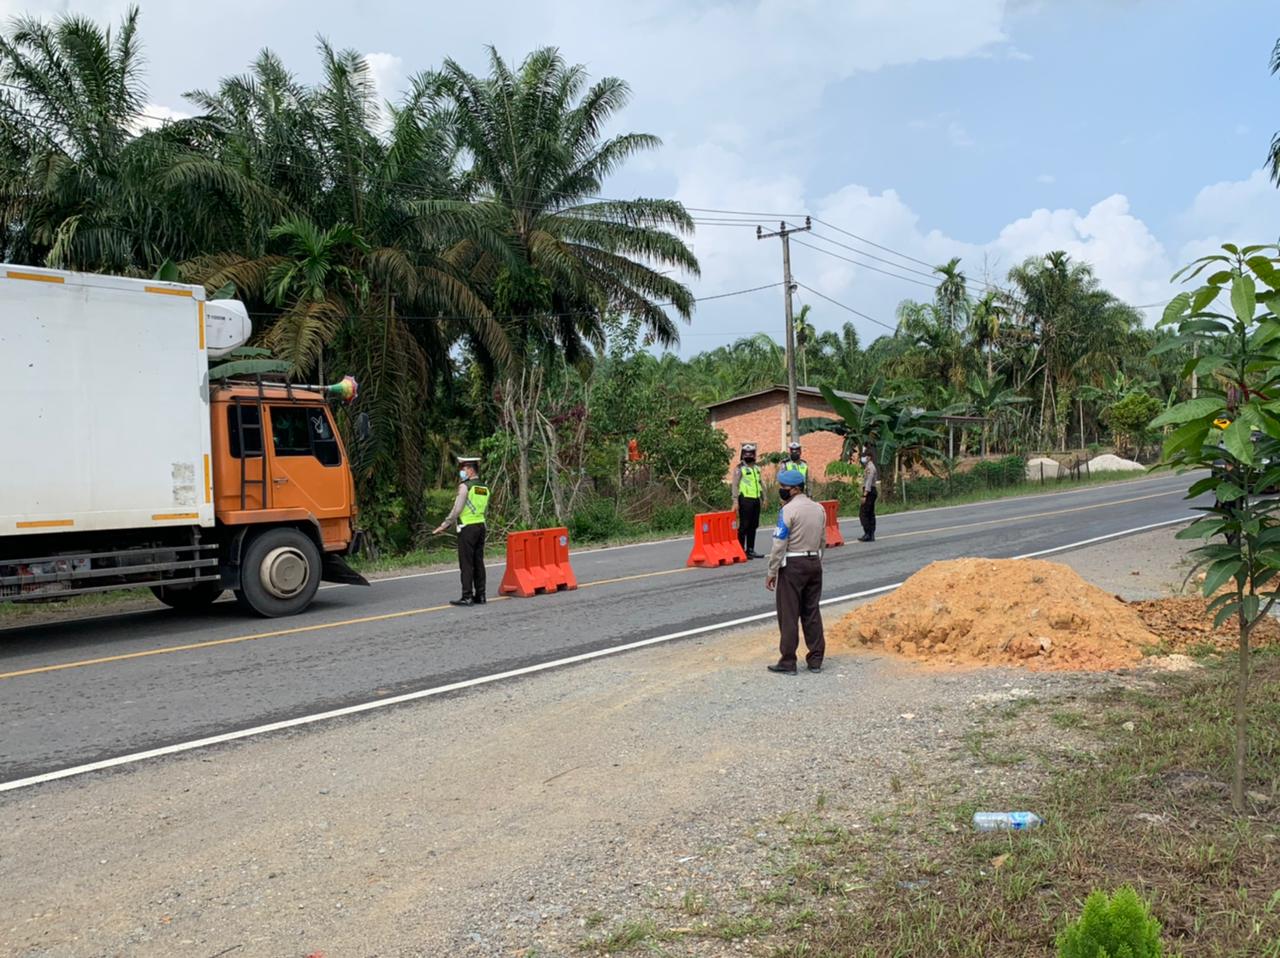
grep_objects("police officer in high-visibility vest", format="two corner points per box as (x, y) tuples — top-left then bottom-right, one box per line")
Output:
(732, 442), (764, 559)
(433, 456), (489, 606)
(783, 442), (809, 490)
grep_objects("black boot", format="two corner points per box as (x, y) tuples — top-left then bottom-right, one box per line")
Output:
(449, 595), (475, 607)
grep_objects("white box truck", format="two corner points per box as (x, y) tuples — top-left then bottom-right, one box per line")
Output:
(0, 264), (367, 616)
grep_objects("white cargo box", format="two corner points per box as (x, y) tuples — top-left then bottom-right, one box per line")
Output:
(0, 264), (216, 537)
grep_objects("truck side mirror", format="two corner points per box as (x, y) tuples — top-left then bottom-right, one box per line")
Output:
(355, 412), (372, 442)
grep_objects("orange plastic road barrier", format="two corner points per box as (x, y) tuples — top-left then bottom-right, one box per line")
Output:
(821, 500), (845, 548)
(686, 510), (748, 568)
(499, 527), (578, 597)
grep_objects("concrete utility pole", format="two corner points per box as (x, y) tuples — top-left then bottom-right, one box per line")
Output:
(757, 216), (811, 446)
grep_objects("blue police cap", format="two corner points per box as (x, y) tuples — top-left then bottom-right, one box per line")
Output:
(778, 468), (806, 487)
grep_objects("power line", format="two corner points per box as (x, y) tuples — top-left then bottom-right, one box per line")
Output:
(793, 281), (897, 334)
(243, 280), (784, 324)
(791, 237), (940, 291)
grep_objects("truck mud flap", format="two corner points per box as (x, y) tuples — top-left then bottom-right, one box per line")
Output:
(322, 553), (369, 586)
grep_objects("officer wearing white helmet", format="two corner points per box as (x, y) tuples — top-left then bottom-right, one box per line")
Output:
(433, 455), (489, 606)
(764, 467), (826, 674)
(782, 441), (809, 490)
(731, 442), (764, 559)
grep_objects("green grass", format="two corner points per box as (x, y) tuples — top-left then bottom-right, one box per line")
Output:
(766, 653), (1280, 957)
(0, 587), (149, 621)
(874, 467), (1157, 518)
(596, 653), (1280, 957)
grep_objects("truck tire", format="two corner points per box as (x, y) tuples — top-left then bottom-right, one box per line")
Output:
(234, 527), (322, 617)
(150, 581), (225, 611)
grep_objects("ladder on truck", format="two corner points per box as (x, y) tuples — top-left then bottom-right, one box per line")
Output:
(233, 375), (270, 511)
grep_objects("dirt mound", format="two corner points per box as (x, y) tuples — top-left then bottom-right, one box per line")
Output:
(1129, 597), (1280, 653)
(832, 558), (1155, 671)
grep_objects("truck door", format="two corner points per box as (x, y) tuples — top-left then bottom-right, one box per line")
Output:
(264, 405), (351, 522)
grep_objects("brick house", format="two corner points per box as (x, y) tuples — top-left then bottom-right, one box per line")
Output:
(707, 385), (867, 484)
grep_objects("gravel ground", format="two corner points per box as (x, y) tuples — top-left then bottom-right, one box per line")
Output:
(0, 527), (1192, 958)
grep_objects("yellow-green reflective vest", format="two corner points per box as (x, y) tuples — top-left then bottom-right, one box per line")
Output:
(460, 482), (490, 526)
(739, 464), (761, 499)
(788, 460), (809, 478)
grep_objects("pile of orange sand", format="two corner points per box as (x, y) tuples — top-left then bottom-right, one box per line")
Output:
(831, 557), (1155, 671)
(1129, 596), (1280, 653)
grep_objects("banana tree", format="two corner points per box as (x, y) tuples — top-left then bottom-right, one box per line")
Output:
(799, 381), (943, 497)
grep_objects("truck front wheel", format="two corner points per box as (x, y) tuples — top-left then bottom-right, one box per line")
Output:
(151, 581), (225, 611)
(234, 527), (322, 617)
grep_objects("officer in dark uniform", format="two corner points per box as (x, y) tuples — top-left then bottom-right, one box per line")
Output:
(732, 442), (764, 558)
(433, 456), (490, 606)
(764, 468), (826, 673)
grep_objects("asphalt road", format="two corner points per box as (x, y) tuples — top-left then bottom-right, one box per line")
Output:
(0, 474), (1197, 784)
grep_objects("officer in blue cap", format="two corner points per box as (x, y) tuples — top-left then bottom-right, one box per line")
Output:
(764, 466), (827, 674)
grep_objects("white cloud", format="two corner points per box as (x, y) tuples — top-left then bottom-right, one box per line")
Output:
(948, 121), (974, 148)
(1176, 168), (1280, 262)
(679, 167), (1280, 350)
(128, 102), (191, 135)
(1036, 173), (1055, 184)
(363, 51), (405, 132)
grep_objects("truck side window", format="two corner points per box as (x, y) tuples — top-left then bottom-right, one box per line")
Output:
(269, 407), (341, 467)
(227, 404), (263, 458)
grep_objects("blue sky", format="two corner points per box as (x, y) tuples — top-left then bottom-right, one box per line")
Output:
(10, 0), (1280, 354)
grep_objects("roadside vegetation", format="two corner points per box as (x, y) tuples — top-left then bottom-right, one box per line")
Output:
(0, 7), (1194, 564)
(577, 653), (1280, 957)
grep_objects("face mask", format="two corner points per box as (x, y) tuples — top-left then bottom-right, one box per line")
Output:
(459, 469), (470, 480)
(790, 452), (800, 461)
(778, 487), (794, 502)
(860, 456), (869, 465)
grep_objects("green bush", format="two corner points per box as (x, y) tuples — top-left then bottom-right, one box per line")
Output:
(997, 454), (1027, 485)
(568, 497), (632, 542)
(651, 502), (697, 533)
(1057, 886), (1164, 958)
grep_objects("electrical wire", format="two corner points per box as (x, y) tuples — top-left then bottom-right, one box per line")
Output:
(793, 281), (898, 333)
(242, 280), (784, 324)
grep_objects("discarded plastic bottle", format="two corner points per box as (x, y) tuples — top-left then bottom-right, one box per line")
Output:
(972, 811), (1043, 831)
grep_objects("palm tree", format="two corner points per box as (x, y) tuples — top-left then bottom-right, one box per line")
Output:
(794, 303), (815, 386)
(933, 257), (969, 331)
(424, 47), (699, 360)
(1270, 37), (1280, 187)
(967, 290), (1007, 380)
(0, 6), (188, 271)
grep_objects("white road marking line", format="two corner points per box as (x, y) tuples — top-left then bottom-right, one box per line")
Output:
(0, 514), (1193, 794)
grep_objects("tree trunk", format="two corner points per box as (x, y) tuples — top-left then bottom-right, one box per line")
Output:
(501, 369), (542, 527)
(1078, 398), (1085, 452)
(1234, 600), (1251, 814)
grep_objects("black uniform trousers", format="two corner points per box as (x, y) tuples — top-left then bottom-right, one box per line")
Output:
(738, 494), (761, 554)
(457, 522), (487, 598)
(776, 555), (825, 669)
(860, 488), (878, 539)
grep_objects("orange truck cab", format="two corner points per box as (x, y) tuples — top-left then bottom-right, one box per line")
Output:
(0, 264), (368, 618)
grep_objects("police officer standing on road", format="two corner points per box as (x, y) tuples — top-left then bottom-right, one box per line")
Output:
(783, 441), (809, 490)
(858, 444), (879, 543)
(732, 443), (764, 559)
(433, 456), (489, 606)
(765, 468), (826, 674)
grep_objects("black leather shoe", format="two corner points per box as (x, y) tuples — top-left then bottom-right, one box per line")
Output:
(474, 594), (486, 605)
(807, 663), (823, 673)
(747, 550), (765, 559)
(857, 535), (875, 542)
(767, 664), (798, 675)
(449, 597), (475, 607)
